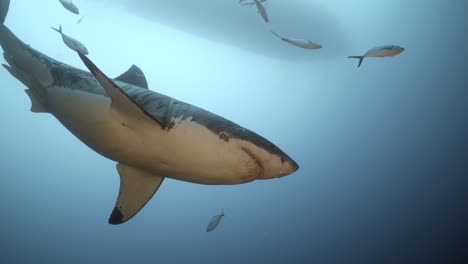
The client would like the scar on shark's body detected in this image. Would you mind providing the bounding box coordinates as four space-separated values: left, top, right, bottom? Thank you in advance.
219 131 230 142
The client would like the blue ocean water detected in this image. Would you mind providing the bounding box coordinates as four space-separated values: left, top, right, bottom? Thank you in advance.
0 0 466 263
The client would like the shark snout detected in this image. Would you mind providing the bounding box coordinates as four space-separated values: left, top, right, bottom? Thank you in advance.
279 156 299 177
238 137 299 180
254 152 299 180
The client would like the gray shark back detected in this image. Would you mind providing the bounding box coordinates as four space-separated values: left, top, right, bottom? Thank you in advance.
0 19 291 160
116 83 289 158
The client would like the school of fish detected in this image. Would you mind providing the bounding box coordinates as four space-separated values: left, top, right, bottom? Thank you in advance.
240 0 404 67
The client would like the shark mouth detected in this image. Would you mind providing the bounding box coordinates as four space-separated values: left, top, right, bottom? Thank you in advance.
240 147 264 182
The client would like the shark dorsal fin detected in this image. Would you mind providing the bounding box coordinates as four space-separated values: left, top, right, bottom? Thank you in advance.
115 64 149 89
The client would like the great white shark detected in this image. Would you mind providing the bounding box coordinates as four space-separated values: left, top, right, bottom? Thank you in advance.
0 0 298 224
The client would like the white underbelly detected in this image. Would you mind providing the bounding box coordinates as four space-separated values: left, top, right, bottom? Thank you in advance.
46 88 259 184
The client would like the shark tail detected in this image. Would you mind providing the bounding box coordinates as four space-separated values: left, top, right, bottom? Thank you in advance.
0 2 62 113
0 26 52 112
348 55 365 68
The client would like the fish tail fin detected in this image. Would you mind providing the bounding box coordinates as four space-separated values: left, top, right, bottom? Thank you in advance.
270 30 281 39
51 24 62 34
0 0 10 25
348 55 364 68
221 209 224 216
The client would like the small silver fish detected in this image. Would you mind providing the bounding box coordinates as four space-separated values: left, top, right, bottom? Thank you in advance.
51 25 88 55
239 0 266 6
58 0 79 15
271 30 322 50
77 15 85 24
348 45 405 68
206 209 224 232
253 0 268 23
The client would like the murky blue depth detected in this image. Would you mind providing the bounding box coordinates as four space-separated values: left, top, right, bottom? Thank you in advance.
0 0 466 263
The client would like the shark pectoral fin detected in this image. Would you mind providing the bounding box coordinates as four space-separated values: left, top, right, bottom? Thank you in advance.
78 53 163 127
115 64 149 89
109 163 165 225
24 89 47 113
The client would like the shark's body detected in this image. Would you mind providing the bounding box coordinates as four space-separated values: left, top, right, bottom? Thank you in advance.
0 0 298 224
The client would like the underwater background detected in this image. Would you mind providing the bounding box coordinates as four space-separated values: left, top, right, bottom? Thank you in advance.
0 0 466 263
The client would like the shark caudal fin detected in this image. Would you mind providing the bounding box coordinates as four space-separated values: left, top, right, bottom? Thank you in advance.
348 56 365 68
0 0 62 113
0 0 9 25
0 26 51 112
0 0 46 112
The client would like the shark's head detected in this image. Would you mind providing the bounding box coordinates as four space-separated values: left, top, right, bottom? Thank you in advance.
280 155 300 177
191 112 300 182
233 130 300 180
255 146 299 180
